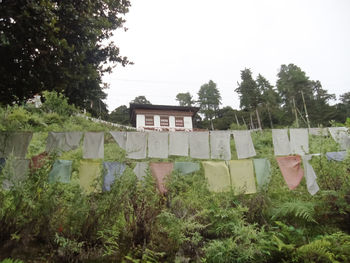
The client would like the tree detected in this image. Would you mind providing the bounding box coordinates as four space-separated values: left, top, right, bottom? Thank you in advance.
197 80 221 122
256 74 281 128
130 96 151 104
235 69 261 111
308 80 336 125
176 92 194 107
276 64 313 109
0 0 131 117
109 105 130 125
214 106 239 130
276 64 336 126
340 92 350 105
332 92 350 123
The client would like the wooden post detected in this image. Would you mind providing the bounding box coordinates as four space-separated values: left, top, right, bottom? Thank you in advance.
267 104 273 129
301 90 311 129
292 97 299 127
234 113 240 126
241 117 247 127
256 108 262 130
250 112 255 130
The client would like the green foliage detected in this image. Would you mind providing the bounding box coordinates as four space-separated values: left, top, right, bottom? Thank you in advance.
198 80 221 121
293 232 350 263
0 259 24 263
235 68 261 111
0 0 131 117
109 105 130 125
229 122 248 130
130 96 151 105
41 91 76 116
271 200 317 224
175 92 194 107
1 101 350 262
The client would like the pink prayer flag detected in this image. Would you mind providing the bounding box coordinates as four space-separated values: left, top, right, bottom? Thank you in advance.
149 162 173 194
276 155 304 190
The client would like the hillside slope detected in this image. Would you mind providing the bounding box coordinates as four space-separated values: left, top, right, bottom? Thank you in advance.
0 92 350 262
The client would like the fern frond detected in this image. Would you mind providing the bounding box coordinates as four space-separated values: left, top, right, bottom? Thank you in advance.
271 200 317 224
296 239 335 262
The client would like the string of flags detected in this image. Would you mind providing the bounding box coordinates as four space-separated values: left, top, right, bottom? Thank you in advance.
0 127 349 195
0 127 349 160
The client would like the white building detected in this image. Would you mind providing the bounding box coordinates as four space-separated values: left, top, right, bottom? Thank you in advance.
130 104 199 132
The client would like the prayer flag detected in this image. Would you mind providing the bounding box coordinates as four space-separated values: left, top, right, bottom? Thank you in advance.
126 132 147 159
210 131 231 160
253 158 271 190
149 162 173 194
148 132 169 158
272 129 291 156
83 132 104 159
78 160 102 193
228 160 257 194
202 161 231 192
276 155 304 190
189 132 210 159
48 160 72 183
232 130 256 159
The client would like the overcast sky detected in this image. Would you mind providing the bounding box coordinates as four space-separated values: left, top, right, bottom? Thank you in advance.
103 0 350 112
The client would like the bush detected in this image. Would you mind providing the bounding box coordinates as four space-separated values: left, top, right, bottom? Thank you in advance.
41 91 76 116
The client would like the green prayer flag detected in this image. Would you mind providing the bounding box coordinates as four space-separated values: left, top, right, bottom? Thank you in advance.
78 160 102 193
253 159 271 190
202 161 231 192
174 162 200 175
48 160 72 184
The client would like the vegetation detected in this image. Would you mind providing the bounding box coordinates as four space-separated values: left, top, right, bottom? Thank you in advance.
176 92 195 107
130 96 152 105
0 94 350 262
0 0 131 117
173 64 348 130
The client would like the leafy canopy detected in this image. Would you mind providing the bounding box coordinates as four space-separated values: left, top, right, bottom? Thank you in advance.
197 80 221 120
0 0 131 117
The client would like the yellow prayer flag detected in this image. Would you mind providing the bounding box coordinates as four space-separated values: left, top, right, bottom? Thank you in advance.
228 160 256 194
78 160 102 193
202 161 231 192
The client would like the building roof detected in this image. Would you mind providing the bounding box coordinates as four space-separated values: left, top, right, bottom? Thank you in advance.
129 103 200 126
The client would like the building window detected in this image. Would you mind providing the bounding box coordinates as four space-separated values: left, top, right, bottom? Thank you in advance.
145 115 154 126
175 117 184 127
160 116 169 126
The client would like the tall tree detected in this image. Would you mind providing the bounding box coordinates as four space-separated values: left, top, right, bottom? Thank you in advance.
256 74 281 128
175 92 194 107
197 80 221 122
308 80 336 125
130 96 151 104
0 0 131 116
235 69 261 111
276 64 335 126
332 92 350 123
276 64 313 111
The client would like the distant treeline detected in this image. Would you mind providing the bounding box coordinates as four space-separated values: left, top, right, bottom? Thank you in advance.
110 64 350 130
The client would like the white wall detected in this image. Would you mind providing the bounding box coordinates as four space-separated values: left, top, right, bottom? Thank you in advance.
184 116 193 129
136 114 145 131
169 116 175 127
154 115 160 127
136 114 193 131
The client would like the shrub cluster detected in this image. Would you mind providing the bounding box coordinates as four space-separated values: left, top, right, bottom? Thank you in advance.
0 96 350 262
